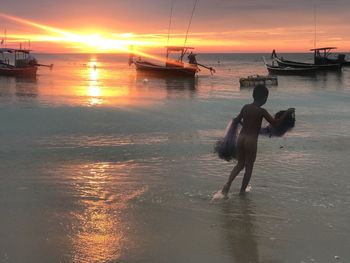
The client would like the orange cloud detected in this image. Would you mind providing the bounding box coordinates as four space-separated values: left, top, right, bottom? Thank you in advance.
1 12 350 53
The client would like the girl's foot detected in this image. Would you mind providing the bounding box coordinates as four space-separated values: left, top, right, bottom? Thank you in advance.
212 190 227 201
221 183 230 196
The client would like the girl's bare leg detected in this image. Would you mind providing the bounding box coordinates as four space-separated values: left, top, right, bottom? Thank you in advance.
239 137 257 194
222 136 245 196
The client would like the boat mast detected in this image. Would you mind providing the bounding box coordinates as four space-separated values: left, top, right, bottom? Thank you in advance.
183 0 198 48
167 0 174 47
4 29 7 48
166 0 174 59
313 1 317 49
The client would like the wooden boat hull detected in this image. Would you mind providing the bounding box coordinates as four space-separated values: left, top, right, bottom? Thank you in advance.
134 61 197 77
239 75 278 87
276 58 342 71
266 64 318 75
0 66 38 76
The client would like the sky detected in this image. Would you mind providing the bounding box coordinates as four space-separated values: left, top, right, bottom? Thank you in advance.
1 0 350 53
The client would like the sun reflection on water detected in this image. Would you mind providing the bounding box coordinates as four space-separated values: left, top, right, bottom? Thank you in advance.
87 59 103 106
0 55 190 107
68 162 146 262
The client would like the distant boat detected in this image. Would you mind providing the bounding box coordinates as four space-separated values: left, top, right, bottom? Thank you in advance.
263 56 318 75
129 0 215 77
271 49 342 71
132 46 199 77
0 48 52 77
262 57 318 75
265 64 319 75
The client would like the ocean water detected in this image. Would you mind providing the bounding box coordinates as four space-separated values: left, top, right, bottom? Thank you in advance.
0 53 349 263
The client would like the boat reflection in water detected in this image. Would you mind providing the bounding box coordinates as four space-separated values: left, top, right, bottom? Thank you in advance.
136 71 198 100
1 56 200 108
0 75 38 100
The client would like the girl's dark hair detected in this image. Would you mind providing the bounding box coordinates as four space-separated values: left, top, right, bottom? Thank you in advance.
253 85 269 100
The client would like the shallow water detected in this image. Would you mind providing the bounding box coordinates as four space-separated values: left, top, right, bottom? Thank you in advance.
0 53 349 262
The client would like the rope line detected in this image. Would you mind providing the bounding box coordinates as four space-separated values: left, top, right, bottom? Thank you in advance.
167 0 174 46
183 0 198 47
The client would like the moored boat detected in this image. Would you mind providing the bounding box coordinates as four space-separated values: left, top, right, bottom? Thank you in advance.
271 49 342 71
311 47 345 65
276 57 342 71
130 46 215 77
265 64 319 75
132 46 199 77
129 1 215 78
134 61 198 77
0 48 52 77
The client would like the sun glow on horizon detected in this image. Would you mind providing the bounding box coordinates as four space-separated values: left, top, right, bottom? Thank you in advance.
1 12 350 53
0 12 250 54
0 13 193 65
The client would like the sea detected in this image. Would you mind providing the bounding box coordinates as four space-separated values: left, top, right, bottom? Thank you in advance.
0 53 349 263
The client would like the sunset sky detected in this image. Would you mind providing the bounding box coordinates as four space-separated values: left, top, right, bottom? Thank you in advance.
1 0 350 53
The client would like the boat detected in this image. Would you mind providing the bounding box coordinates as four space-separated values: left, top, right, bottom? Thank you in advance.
265 64 319 75
311 47 346 65
271 49 342 71
129 0 215 77
239 75 278 87
132 46 200 77
0 48 38 76
263 56 318 75
0 48 52 77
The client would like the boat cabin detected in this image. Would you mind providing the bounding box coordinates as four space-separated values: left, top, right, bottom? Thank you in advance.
310 47 345 65
0 48 37 68
165 46 195 67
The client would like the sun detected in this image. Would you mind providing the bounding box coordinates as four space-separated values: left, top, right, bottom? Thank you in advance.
0 13 135 53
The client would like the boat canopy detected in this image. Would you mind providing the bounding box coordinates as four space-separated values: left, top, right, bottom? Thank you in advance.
310 47 337 51
165 46 195 62
0 48 32 54
310 47 337 59
165 46 194 52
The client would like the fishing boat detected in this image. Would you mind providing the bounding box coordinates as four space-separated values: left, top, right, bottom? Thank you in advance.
129 0 215 77
131 46 199 77
271 49 342 71
265 64 319 75
0 48 52 77
263 56 318 75
312 47 346 65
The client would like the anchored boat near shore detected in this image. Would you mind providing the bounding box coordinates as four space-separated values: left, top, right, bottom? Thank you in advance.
130 46 215 77
271 48 344 70
131 46 199 77
0 48 52 77
265 64 319 75
129 0 215 78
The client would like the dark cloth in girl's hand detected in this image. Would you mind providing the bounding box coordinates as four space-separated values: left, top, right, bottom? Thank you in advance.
214 119 240 161
260 110 295 137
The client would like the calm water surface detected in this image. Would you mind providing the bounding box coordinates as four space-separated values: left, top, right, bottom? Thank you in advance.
0 53 350 263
